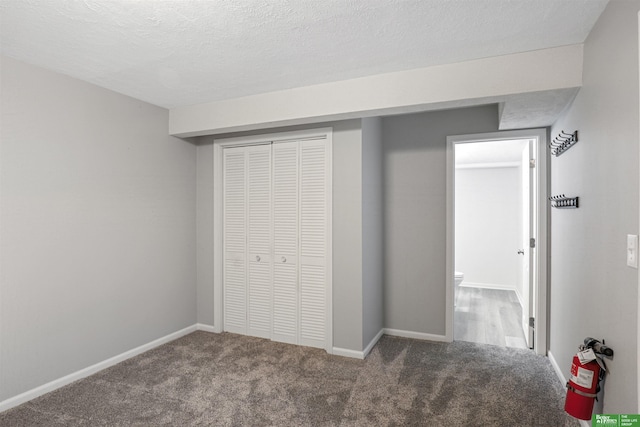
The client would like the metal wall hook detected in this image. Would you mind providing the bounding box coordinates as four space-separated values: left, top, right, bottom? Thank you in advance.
550 130 578 157
549 194 579 208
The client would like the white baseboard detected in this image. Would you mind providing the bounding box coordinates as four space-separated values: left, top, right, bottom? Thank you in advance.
548 351 590 427
460 282 517 292
547 350 567 386
334 328 448 359
332 329 384 360
332 347 365 359
514 288 525 309
383 328 450 342
0 324 197 413
363 329 384 358
196 323 218 333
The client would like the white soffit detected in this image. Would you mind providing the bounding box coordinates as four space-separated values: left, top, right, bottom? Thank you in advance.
1 0 607 110
168 44 584 136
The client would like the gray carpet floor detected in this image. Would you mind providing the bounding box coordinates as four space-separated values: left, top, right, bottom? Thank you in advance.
1 331 578 426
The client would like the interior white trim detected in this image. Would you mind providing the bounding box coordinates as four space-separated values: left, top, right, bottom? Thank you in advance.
169 45 583 137
547 350 567 385
459 282 517 292
446 129 548 355
0 325 197 413
514 288 525 310
637 10 640 413
455 161 520 169
196 323 217 333
212 127 334 353
383 328 449 343
332 347 365 359
363 329 384 358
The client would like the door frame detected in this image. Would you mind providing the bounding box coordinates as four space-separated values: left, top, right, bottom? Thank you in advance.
212 127 333 354
637 9 640 412
446 128 548 355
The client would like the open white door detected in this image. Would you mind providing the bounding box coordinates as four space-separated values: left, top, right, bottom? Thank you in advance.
525 140 538 349
518 141 532 348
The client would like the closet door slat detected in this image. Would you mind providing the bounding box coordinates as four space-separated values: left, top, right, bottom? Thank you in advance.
223 147 247 334
247 145 272 338
299 139 327 348
271 141 299 344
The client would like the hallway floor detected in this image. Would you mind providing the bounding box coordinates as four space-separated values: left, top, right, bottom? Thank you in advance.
454 287 529 349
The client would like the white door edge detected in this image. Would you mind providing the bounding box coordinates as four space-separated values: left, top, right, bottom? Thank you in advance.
637 9 640 413
446 129 548 356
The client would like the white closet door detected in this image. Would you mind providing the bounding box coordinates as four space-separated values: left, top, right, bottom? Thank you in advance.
271 141 299 344
247 145 272 338
221 134 330 350
298 139 328 349
223 147 247 334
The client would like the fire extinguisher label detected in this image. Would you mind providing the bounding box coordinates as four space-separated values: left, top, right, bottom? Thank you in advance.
570 364 594 389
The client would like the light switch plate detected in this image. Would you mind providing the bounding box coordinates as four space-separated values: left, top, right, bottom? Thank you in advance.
627 234 638 268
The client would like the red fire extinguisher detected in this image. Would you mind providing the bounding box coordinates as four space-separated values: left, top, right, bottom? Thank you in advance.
564 338 613 420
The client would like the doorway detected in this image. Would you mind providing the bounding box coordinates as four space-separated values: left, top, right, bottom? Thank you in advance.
453 139 530 349
445 129 548 355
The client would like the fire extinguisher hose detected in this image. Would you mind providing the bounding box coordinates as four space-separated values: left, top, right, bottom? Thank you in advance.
566 382 598 398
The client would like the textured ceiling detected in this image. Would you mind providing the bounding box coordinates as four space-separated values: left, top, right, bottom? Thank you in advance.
1 0 608 109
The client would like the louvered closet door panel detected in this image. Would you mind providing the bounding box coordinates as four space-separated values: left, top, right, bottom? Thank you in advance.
271 141 299 344
299 139 328 349
247 145 272 338
223 147 247 334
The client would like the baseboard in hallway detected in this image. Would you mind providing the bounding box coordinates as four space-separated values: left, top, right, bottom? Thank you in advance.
459 281 518 292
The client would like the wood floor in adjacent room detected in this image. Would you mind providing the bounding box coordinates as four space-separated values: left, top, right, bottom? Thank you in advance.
454 286 529 349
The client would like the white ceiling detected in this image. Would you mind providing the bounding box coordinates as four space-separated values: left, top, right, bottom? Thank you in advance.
1 0 608 110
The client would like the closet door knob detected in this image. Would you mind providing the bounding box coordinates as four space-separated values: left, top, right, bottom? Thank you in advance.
281 256 287 263
256 255 261 262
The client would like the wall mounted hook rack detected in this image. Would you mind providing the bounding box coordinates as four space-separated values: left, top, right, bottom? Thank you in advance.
549 130 578 157
549 194 579 209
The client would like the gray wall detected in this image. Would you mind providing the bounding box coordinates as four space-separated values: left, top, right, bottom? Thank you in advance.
196 143 215 327
382 106 499 335
549 0 639 413
0 56 197 401
195 120 366 351
455 166 520 290
362 117 384 347
331 120 365 350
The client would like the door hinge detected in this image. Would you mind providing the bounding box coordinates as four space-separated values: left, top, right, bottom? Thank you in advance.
528 317 535 349
530 159 536 168
530 238 536 248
